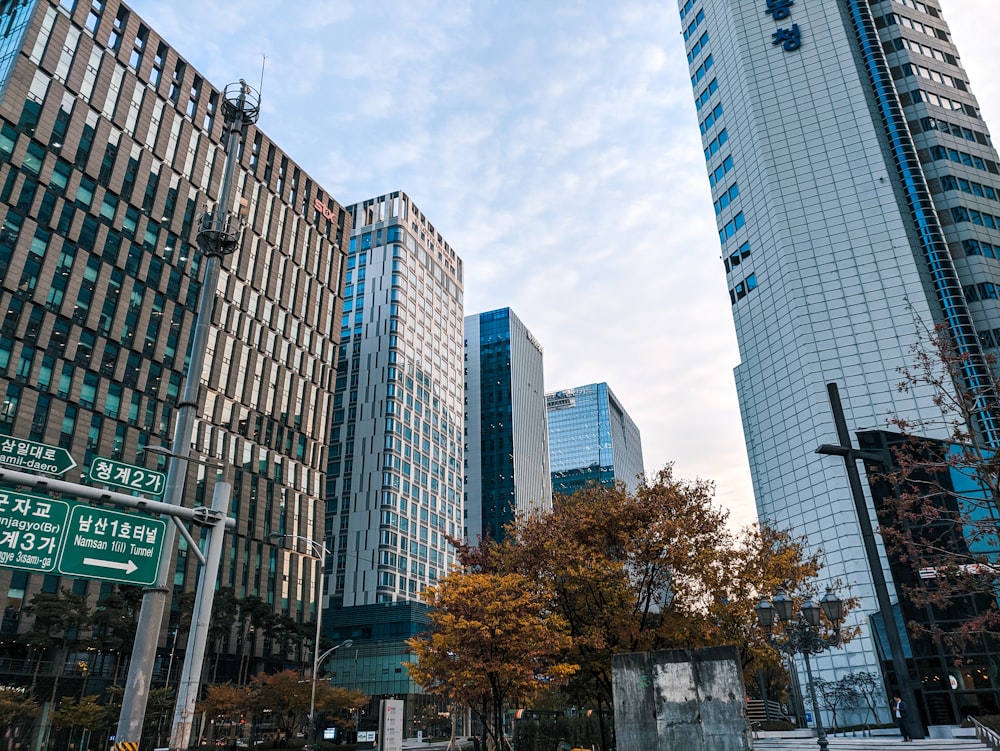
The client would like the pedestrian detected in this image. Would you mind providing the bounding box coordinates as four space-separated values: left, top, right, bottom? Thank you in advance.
893 694 912 742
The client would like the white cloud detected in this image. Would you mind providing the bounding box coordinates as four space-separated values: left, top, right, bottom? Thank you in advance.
127 0 998 532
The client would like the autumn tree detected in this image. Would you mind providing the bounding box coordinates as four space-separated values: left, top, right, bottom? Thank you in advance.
706 523 848 705
51 695 111 751
248 669 363 741
875 322 1000 652
499 467 727 745
198 682 254 742
406 571 577 751
469 466 846 749
0 688 38 751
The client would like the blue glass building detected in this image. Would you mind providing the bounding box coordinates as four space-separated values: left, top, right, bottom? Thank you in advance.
546 382 644 496
464 308 551 542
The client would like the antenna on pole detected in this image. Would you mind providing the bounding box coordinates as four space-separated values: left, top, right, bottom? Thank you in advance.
259 53 267 102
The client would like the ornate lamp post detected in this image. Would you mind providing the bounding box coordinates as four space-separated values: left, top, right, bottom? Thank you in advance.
756 587 844 751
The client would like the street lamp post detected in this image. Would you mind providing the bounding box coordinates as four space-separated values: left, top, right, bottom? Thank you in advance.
756 588 844 751
270 534 347 750
816 381 923 738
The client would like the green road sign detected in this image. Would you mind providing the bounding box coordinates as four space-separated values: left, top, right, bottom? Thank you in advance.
88 457 166 499
58 505 165 585
0 437 77 475
0 490 70 573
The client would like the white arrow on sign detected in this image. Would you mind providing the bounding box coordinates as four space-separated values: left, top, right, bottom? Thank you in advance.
82 557 138 575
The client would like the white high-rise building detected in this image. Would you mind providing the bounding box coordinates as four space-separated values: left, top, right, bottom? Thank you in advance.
323 191 465 723
680 0 1000 722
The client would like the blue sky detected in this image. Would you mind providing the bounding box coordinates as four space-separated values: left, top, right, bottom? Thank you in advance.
126 0 997 530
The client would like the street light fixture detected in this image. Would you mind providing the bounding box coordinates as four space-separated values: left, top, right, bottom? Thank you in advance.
756 587 843 751
268 533 341 751
816 381 923 738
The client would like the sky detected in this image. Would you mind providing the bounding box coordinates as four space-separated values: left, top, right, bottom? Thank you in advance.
124 0 998 531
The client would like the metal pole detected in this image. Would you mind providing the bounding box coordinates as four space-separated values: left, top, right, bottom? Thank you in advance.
802 652 829 751
169 481 231 751
116 81 258 746
269 534 333 750
818 382 923 738
308 543 325 751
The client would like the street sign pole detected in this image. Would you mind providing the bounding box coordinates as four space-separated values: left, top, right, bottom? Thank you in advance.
169 481 231 751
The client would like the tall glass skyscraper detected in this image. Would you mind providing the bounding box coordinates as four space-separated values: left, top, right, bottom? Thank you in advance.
324 191 465 730
680 0 1000 720
546 382 644 496
464 307 551 542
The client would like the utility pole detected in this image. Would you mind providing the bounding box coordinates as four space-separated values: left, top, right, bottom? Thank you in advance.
116 80 259 746
815 382 923 739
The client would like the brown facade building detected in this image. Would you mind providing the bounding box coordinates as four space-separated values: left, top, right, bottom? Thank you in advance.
0 0 348 704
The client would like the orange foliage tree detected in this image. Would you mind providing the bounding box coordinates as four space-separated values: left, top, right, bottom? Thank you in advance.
498 467 844 747
406 571 577 751
250 670 366 741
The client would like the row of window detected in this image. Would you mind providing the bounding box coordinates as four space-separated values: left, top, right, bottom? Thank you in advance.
939 175 1000 203
692 54 714 88
961 238 1000 259
705 128 728 161
963 281 1000 303
680 0 699 21
883 32 956 68
688 31 709 64
53 0 216 134
695 78 718 111
916 116 991 147
928 145 999 175
700 102 723 135
950 205 1000 231
902 87 979 120
725 241 752 273
683 8 705 42
891 61 967 93
709 154 734 188
881 0 941 20
686 6 757 303
719 212 746 244
730 273 758 305
874 12 949 44
714 182 740 215
978 328 1000 350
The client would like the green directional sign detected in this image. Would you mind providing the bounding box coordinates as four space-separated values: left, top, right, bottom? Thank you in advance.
87 457 166 499
0 436 77 475
58 505 165 585
0 490 70 573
